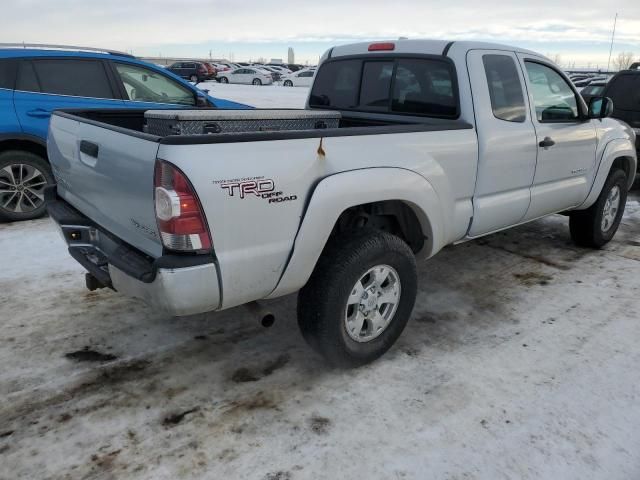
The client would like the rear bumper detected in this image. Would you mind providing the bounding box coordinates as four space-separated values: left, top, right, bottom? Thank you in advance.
46 188 221 316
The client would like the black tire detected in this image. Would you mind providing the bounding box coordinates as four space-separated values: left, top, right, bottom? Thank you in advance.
189 74 198 83
0 150 54 222
252 78 262 86
297 230 417 368
220 76 229 84
569 168 628 248
284 80 293 87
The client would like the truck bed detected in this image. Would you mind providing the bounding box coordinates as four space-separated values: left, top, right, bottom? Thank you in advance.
54 108 473 144
47 107 477 309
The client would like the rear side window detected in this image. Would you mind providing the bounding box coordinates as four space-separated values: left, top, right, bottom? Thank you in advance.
606 75 640 111
359 61 393 110
310 57 458 117
17 59 115 99
391 59 457 117
16 61 40 92
0 59 16 89
482 55 526 122
310 59 361 109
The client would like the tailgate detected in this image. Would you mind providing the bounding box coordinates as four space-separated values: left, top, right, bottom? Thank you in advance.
47 113 163 258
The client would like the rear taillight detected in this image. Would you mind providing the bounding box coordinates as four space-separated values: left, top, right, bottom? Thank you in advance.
154 160 212 252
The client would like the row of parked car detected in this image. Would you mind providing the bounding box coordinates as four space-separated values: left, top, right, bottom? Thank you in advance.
0 44 250 222
165 60 316 87
571 65 640 155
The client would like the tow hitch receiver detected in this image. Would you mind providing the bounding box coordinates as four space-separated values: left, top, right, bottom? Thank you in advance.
85 273 108 292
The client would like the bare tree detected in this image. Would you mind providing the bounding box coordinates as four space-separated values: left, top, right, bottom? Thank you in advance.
613 52 635 71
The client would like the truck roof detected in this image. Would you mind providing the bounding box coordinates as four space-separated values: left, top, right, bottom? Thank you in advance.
328 39 547 62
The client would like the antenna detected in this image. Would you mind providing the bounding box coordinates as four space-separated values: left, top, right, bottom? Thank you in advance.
607 13 618 71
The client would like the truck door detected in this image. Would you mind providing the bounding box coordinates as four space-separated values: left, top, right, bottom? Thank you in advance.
466 50 537 236
516 56 597 220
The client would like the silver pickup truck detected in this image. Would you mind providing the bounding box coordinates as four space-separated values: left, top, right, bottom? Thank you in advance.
46 40 637 367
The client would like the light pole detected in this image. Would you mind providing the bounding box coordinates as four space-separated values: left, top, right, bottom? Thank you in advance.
607 12 618 71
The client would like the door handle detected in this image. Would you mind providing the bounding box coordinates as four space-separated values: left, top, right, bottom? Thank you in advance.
79 140 99 168
26 108 51 118
80 140 99 158
539 137 555 149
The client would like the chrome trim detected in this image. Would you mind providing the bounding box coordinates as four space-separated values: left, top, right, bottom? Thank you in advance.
13 89 123 101
12 89 195 106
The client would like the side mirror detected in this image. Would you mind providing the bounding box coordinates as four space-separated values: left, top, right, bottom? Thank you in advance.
196 93 210 108
588 96 614 119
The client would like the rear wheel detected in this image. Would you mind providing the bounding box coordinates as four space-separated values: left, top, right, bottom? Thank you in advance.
569 168 628 248
220 76 229 84
189 74 198 83
284 80 293 87
252 78 262 86
0 150 54 222
297 230 417 367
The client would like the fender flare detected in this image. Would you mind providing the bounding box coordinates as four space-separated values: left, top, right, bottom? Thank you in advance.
577 138 637 210
266 167 444 299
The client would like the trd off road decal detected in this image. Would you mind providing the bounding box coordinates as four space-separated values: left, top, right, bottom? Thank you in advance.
213 176 297 204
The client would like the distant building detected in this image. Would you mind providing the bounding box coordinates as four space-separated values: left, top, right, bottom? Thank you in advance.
288 47 295 65
269 58 284 64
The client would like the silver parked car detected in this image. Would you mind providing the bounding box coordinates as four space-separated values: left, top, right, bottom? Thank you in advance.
217 67 274 85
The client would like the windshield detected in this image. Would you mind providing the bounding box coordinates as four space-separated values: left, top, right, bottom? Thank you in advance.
581 85 605 96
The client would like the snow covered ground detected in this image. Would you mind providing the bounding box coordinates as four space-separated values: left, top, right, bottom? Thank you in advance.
1 84 640 479
198 81 310 108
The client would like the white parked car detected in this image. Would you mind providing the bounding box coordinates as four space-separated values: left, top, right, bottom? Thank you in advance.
217 67 274 85
268 65 293 75
212 62 231 72
282 69 315 87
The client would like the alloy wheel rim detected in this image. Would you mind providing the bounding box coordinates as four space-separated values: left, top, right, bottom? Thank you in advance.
344 264 401 343
601 185 621 233
0 163 47 213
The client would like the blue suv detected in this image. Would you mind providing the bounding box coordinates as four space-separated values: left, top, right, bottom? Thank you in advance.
0 44 249 222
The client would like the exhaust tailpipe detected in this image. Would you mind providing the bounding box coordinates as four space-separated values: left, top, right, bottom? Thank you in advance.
246 302 275 328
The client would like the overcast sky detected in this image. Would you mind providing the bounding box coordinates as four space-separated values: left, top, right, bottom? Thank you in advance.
2 0 639 67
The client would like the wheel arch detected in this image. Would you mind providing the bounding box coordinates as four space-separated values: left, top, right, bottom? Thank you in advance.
265 167 443 299
577 138 637 210
0 135 48 162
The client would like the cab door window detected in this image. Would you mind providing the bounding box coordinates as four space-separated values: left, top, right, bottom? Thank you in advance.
113 63 196 105
524 61 579 122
